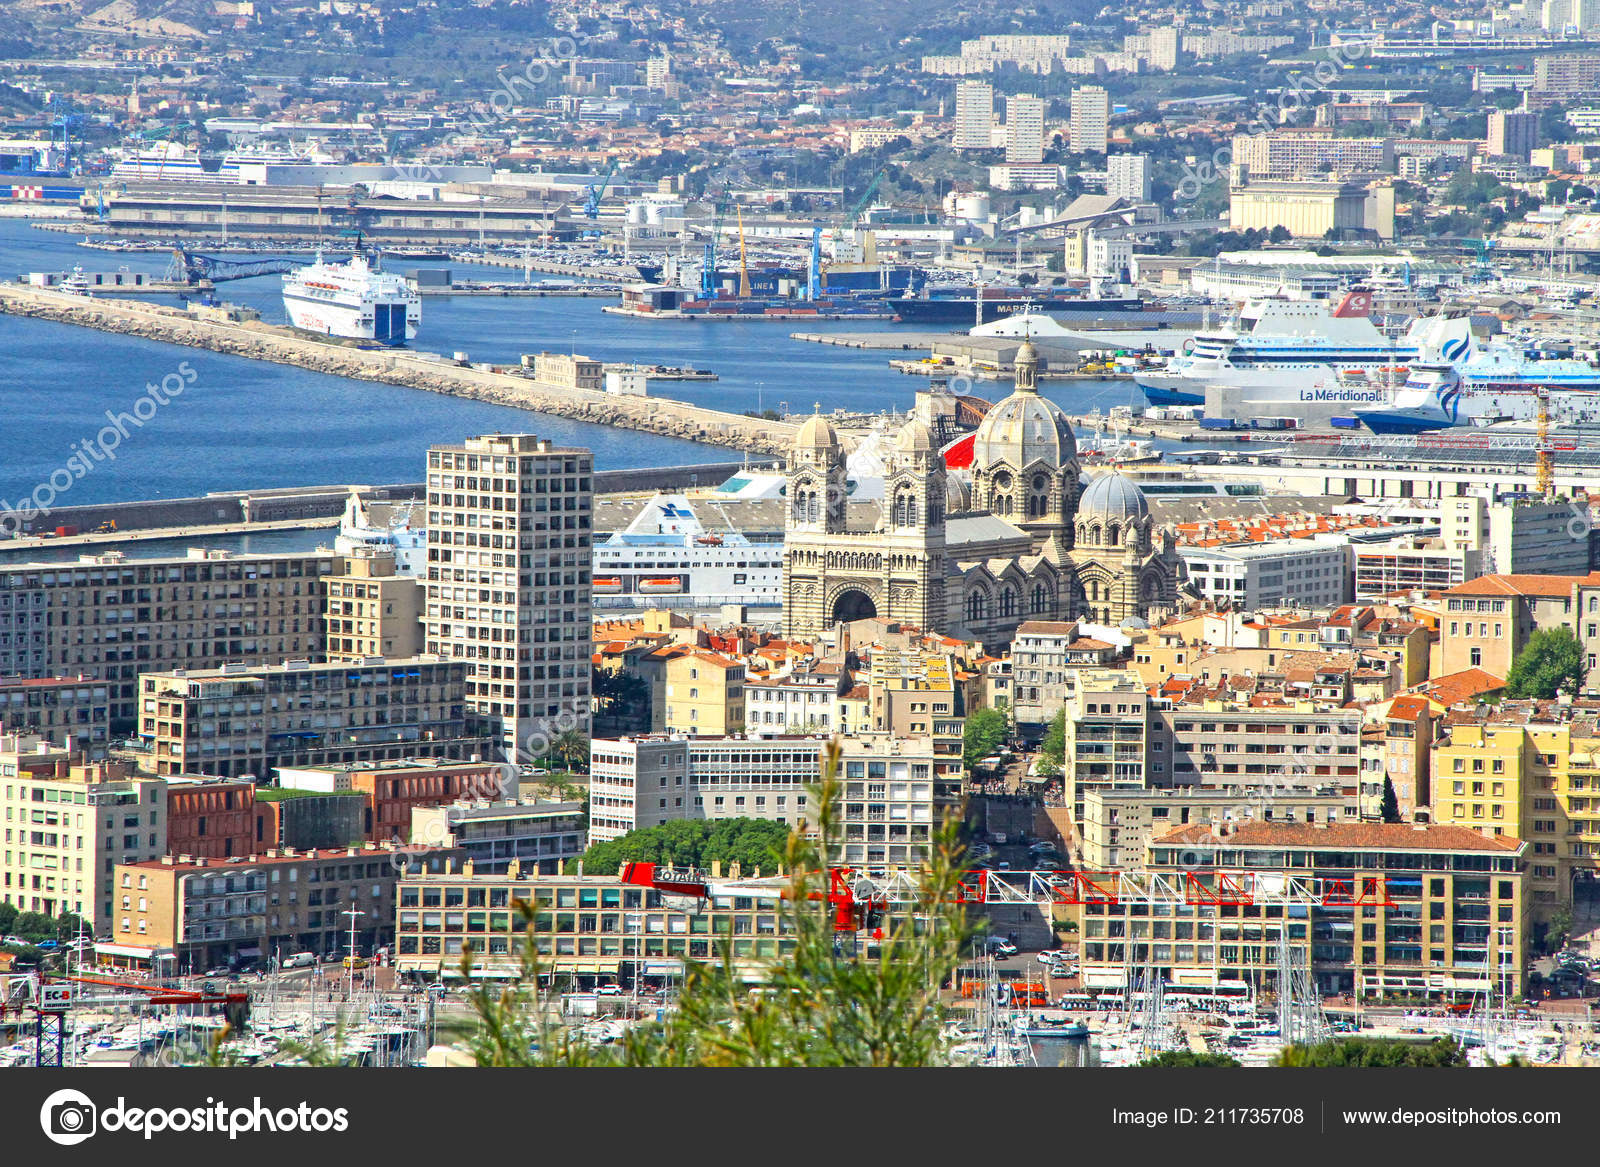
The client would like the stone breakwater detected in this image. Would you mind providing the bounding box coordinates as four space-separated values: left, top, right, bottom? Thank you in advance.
0 284 798 458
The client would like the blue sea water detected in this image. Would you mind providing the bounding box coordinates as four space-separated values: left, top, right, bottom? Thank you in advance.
0 219 1150 505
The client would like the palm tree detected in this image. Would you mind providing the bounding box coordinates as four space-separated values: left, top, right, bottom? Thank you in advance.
552 729 588 774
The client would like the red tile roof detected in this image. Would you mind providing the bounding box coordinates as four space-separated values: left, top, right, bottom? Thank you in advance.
1153 821 1523 852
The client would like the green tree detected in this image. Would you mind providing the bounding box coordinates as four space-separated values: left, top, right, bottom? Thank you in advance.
0 901 16 936
1036 708 1066 776
1138 1050 1242 1067
1380 776 1401 824
963 707 1009 769
468 739 973 1066
1505 627 1587 699
1275 1037 1467 1067
573 818 793 876
14 912 53 942
1546 904 1573 953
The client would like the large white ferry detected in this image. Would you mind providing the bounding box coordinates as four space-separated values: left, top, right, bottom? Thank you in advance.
593 494 783 610
1352 347 1600 433
109 141 330 184
282 252 419 344
1136 290 1453 407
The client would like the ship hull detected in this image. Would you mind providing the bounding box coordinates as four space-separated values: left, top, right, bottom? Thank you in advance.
894 296 1143 324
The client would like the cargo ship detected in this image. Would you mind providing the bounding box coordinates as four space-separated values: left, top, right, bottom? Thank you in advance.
891 285 1144 325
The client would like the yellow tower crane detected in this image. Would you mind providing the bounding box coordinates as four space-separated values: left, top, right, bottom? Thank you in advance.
1536 387 1555 499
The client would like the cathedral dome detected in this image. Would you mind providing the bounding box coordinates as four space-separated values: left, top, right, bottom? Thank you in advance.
1078 471 1150 521
969 389 1077 471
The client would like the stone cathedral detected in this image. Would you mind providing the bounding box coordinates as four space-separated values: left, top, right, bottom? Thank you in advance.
781 340 1184 649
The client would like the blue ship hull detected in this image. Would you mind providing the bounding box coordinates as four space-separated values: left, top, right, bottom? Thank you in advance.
1136 382 1205 407
1352 410 1448 434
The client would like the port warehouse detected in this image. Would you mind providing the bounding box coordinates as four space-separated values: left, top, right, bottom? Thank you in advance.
0 463 770 539
88 183 579 243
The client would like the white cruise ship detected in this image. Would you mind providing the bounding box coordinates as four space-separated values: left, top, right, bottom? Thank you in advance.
593 494 783 610
282 252 419 344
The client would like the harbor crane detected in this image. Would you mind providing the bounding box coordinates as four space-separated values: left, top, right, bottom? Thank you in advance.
165 247 297 286
700 181 734 298
583 159 619 220
15 973 250 1068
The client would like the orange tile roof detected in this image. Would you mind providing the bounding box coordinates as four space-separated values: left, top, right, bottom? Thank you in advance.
1154 821 1523 852
1413 668 1506 707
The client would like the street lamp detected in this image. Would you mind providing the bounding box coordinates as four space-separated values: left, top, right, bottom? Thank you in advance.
343 908 365 999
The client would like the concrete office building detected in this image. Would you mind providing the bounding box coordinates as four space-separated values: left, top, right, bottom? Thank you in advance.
101 842 461 973
324 547 424 662
0 675 114 755
1076 823 1527 1000
1069 86 1110 154
588 733 960 867
1005 94 1046 164
408 799 586 875
1106 153 1151 203
1178 537 1351 611
0 733 165 937
424 434 594 760
954 81 996 150
137 656 480 779
1488 109 1540 160
1079 785 1356 869
0 548 339 732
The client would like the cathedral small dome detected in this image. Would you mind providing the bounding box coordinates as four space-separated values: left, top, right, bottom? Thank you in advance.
895 417 935 454
794 410 840 454
969 389 1077 471
1078 471 1150 521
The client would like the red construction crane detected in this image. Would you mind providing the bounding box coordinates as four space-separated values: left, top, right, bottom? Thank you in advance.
619 862 890 935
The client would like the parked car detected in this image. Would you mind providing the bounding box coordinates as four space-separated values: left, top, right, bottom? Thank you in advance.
985 937 1018 958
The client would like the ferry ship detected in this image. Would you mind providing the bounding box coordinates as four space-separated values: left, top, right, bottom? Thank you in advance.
1352 347 1600 434
108 142 329 184
335 493 425 575
282 252 420 344
1136 290 1454 407
593 494 782 610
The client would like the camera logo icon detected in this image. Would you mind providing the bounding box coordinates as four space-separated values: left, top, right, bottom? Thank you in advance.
40 1089 97 1146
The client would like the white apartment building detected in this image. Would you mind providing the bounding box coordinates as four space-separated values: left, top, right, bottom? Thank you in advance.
954 81 995 150
0 734 165 938
1005 94 1046 164
588 733 961 868
1232 131 1396 180
745 666 853 736
1178 537 1352 611
1106 153 1151 203
1069 86 1110 154
424 434 593 760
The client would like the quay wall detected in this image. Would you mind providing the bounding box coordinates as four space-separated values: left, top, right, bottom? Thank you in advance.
0 284 799 458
